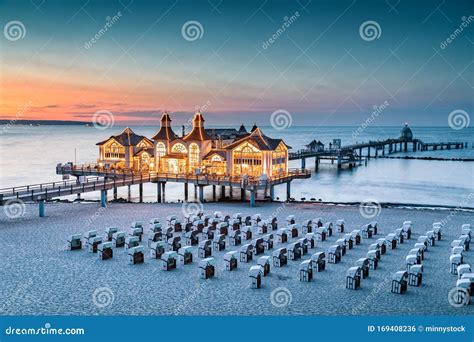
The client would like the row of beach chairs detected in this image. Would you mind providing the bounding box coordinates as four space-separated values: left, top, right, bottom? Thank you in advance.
450 223 472 306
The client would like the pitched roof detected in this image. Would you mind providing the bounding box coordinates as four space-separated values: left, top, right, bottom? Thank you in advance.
224 127 288 151
152 112 178 141
306 140 324 147
96 127 153 146
134 147 155 156
183 113 211 141
203 150 227 160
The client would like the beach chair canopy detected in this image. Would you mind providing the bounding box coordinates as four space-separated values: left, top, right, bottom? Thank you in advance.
251 238 263 246
302 219 312 227
369 243 379 251
313 218 323 225
451 240 463 248
168 236 181 243
130 227 143 235
355 258 369 267
288 242 300 251
69 234 82 241
456 278 472 289
369 221 378 228
162 251 177 260
403 221 412 227
167 215 178 222
178 246 193 255
394 228 403 236
336 219 345 226
323 221 333 229
99 242 113 250
376 238 385 245
328 245 340 253
306 233 315 240
406 255 417 264
277 228 288 235
311 252 325 261
461 273 474 282
199 239 211 248
347 266 360 277
114 231 125 238
214 211 223 218
336 239 345 247
252 214 261 220
273 248 287 257
224 251 238 261
105 227 118 234
409 248 421 256
286 215 295 221
414 243 426 251
131 221 144 228
450 254 462 264
298 238 308 245
299 259 312 270
426 230 435 239
84 230 97 239
461 224 471 230
91 236 103 243
409 264 423 275
351 230 361 238
240 244 253 253
258 256 270 266
126 235 139 243
417 236 428 244
249 265 263 277
217 222 229 229
392 271 408 282
367 250 377 259
264 234 273 241
457 264 471 274
229 230 240 238
258 220 268 227
150 218 160 224
361 224 370 232
128 245 144 255
199 257 215 268
233 213 243 219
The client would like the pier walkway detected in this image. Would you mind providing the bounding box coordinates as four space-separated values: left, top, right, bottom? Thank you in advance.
0 166 310 215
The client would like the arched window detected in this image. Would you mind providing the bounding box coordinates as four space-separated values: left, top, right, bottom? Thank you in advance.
156 142 166 158
189 143 200 170
172 143 187 154
138 141 147 148
233 143 262 176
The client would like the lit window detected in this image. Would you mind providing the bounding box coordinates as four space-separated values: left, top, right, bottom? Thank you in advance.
172 143 187 153
156 142 166 157
189 143 200 169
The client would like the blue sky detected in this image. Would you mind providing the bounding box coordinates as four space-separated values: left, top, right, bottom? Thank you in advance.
0 0 472 126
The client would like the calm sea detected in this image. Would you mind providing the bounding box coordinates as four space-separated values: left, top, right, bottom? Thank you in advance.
1 125 473 208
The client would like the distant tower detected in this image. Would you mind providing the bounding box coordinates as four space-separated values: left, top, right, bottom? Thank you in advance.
251 122 258 132
400 123 413 141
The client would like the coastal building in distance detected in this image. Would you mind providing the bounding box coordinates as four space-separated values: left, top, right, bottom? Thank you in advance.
96 112 290 178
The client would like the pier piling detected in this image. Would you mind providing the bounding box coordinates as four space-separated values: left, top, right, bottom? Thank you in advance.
250 190 256 207
198 185 204 203
286 181 291 201
212 185 216 201
39 199 45 217
162 182 166 203
128 185 131 202
100 190 107 208
184 183 188 201
139 184 143 203
157 183 162 203
270 185 275 200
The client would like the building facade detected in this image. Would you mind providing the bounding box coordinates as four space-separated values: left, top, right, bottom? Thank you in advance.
96 112 290 178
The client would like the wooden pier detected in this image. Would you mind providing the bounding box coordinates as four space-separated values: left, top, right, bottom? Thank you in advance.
0 165 310 216
289 138 468 169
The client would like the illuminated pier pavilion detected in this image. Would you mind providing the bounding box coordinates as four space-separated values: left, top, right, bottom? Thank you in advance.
57 111 310 207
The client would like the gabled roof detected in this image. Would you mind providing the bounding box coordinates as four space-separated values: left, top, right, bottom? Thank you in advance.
306 140 324 147
96 127 153 146
134 147 154 157
203 150 227 160
224 127 288 151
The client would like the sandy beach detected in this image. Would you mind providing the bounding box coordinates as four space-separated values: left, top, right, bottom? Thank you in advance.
0 201 472 316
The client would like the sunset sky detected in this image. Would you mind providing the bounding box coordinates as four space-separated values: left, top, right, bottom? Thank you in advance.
0 0 472 125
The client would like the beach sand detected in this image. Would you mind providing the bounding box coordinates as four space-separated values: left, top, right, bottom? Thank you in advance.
0 201 472 316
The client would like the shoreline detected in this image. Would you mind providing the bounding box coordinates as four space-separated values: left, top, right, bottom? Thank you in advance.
35 197 474 212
